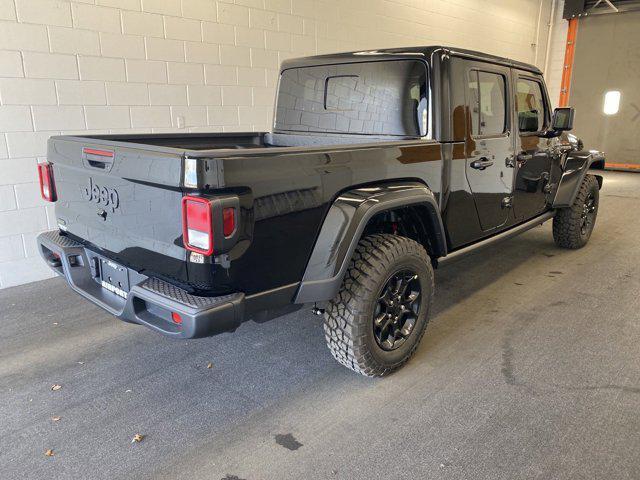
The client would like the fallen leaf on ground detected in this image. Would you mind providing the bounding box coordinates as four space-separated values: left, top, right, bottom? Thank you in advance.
52 416 61 422
207 362 213 369
125 389 132 393
131 434 144 443
44 449 54 457
51 384 62 391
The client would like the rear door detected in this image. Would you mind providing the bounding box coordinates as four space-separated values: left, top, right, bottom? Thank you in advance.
464 62 515 231
511 72 553 221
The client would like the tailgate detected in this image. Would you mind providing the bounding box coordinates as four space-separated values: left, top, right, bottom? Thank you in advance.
48 136 187 280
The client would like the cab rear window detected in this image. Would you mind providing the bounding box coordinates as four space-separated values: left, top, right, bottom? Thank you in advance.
275 60 428 137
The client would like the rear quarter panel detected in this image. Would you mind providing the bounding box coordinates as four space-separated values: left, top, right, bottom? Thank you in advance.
200 142 445 295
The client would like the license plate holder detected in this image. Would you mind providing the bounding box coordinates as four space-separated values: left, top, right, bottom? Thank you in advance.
98 257 130 298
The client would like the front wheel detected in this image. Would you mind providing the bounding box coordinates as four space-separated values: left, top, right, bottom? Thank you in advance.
553 174 599 249
323 234 434 377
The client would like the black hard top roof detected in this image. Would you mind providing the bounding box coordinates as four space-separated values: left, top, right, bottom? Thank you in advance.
280 45 542 75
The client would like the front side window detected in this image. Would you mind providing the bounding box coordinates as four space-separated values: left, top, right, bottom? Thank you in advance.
275 60 428 137
516 78 546 132
468 70 507 136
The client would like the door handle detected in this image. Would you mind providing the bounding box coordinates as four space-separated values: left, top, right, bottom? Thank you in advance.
517 152 533 164
470 158 494 170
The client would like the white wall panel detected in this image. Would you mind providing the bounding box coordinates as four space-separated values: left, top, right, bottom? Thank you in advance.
0 0 552 288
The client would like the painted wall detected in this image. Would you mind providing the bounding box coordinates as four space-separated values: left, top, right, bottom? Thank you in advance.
570 10 640 166
544 0 568 107
0 0 553 288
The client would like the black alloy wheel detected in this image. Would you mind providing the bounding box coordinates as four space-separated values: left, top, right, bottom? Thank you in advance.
374 269 421 351
581 191 597 236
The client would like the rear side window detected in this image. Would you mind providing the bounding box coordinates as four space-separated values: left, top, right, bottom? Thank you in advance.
275 60 428 137
516 78 546 132
468 70 507 136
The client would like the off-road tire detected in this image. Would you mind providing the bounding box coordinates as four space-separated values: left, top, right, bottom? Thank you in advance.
323 234 434 377
553 174 599 249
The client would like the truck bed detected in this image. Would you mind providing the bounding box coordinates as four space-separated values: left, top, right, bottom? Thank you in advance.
46 130 438 296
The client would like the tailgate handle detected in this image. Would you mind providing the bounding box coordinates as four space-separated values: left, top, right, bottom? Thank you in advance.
83 148 115 172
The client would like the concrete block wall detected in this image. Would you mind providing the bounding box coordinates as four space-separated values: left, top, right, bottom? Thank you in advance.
0 0 551 288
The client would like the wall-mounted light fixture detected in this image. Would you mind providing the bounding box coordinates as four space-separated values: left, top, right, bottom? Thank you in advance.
603 90 621 115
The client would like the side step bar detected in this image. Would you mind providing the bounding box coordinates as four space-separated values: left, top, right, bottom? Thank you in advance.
438 211 555 267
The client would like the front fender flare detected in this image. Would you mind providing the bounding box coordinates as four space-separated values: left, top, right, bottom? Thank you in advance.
552 150 604 208
294 182 446 304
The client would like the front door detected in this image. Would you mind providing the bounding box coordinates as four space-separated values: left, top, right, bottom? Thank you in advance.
464 64 515 231
512 72 553 221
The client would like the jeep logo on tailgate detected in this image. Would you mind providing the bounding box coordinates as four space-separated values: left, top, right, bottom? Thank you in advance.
83 177 120 212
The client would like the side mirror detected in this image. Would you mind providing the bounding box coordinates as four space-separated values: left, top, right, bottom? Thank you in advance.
552 107 574 131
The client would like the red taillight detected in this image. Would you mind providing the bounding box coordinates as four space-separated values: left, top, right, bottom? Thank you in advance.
223 207 235 237
181 196 214 255
171 312 182 324
37 163 56 202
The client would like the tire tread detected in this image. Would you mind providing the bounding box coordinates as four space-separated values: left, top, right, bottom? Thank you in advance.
323 234 434 377
553 174 599 249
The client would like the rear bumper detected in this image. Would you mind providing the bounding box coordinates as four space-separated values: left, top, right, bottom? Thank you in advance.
37 230 244 339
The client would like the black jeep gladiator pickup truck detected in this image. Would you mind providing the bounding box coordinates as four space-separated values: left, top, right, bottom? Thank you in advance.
37 46 603 376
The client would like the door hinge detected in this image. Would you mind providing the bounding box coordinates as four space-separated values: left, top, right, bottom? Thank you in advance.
505 155 515 168
541 172 552 194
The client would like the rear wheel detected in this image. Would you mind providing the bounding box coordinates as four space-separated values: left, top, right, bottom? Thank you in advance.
323 234 434 377
553 174 599 249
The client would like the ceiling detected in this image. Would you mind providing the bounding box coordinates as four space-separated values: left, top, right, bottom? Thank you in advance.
563 0 640 18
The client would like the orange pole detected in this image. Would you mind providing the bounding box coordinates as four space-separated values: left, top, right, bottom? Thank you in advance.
603 163 640 171
559 18 578 107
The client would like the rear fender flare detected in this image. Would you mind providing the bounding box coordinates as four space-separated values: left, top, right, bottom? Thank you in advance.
552 151 604 208
294 182 446 304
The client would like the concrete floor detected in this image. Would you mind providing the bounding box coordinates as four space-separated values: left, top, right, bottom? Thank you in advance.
1 170 639 480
